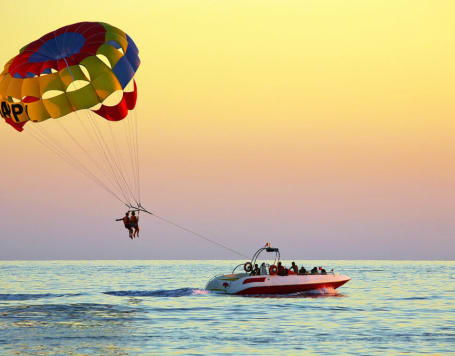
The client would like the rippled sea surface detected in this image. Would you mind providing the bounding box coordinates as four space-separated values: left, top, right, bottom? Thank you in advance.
0 260 454 355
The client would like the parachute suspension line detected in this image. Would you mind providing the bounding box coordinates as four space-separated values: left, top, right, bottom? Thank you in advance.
28 123 95 182
53 119 120 193
86 110 139 206
132 108 141 204
44 48 135 205
126 109 138 203
121 111 138 206
31 124 126 205
119 103 141 206
106 121 130 198
109 116 140 208
25 124 125 204
123 104 140 202
58 54 140 207
70 110 126 202
60 56 133 204
53 102 128 200
75 111 132 205
85 111 135 206
122 114 134 206
129 107 140 204
69 108 131 205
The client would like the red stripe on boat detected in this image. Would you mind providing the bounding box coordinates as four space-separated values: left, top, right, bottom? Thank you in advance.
242 277 266 284
237 280 349 294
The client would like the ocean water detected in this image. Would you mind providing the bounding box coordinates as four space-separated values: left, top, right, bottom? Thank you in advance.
0 260 454 355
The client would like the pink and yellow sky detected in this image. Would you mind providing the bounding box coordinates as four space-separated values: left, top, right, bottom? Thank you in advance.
1 0 454 259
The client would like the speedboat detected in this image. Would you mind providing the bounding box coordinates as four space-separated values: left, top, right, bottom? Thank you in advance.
206 244 350 295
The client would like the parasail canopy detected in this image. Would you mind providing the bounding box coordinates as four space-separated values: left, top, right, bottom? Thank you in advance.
0 21 140 131
0 22 143 209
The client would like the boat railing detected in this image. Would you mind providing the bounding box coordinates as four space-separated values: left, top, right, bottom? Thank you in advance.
232 263 246 274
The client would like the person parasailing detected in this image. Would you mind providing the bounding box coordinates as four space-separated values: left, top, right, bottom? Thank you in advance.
130 211 140 238
116 212 133 239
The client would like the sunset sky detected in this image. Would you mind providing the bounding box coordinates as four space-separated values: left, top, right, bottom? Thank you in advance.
1 0 454 260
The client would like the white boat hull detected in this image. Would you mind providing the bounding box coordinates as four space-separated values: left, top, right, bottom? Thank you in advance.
206 273 351 295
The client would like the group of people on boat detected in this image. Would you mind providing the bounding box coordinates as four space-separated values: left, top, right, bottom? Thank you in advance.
116 211 140 239
249 261 328 276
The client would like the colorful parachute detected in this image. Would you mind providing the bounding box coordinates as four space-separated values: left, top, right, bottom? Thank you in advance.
0 22 143 208
0 21 140 131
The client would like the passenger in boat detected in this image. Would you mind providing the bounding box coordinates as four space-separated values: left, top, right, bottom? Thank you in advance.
281 264 290 276
116 212 133 239
320 268 327 275
130 211 140 238
252 264 260 275
290 262 298 274
260 263 267 275
277 262 286 276
311 267 318 275
299 266 307 275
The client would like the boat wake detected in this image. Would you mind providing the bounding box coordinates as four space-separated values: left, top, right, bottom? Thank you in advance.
103 288 209 298
0 293 83 301
244 287 343 298
302 286 342 297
